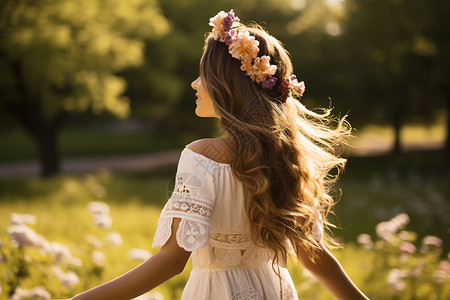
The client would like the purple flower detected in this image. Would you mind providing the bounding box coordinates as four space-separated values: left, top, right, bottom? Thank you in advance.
223 9 240 32
262 76 277 90
224 29 237 46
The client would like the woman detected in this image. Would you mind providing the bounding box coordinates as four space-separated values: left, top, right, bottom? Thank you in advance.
71 10 369 300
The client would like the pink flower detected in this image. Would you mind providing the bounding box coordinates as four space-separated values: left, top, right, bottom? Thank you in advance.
278 75 306 96
250 55 277 83
224 29 237 46
229 30 260 61
291 77 305 96
399 241 416 254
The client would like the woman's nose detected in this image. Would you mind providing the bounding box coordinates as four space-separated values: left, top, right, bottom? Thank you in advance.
191 77 199 90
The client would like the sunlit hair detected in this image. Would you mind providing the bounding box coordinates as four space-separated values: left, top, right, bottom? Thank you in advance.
200 25 351 266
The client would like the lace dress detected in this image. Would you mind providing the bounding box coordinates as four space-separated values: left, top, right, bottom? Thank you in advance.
153 147 323 300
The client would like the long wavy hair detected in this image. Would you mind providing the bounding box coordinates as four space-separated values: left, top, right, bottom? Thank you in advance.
200 25 351 265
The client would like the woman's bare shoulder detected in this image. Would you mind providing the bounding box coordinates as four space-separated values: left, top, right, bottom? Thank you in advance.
186 137 235 164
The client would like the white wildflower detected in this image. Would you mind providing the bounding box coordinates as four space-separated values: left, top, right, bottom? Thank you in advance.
129 248 152 260
92 250 105 267
43 241 72 263
93 214 112 229
387 268 408 291
357 233 373 250
52 266 80 288
10 213 37 225
88 201 110 215
421 235 443 253
375 221 395 241
70 257 83 268
86 235 103 248
106 231 123 246
8 225 46 247
10 286 51 300
376 213 410 241
390 213 410 230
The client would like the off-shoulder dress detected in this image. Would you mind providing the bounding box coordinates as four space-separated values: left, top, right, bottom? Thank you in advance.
153 147 323 300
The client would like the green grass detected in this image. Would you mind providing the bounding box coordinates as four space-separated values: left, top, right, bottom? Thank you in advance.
0 152 448 299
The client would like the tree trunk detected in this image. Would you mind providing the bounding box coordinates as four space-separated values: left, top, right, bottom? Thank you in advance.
33 125 61 177
9 58 66 177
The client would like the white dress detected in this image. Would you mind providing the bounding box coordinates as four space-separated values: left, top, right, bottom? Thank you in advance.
153 147 323 300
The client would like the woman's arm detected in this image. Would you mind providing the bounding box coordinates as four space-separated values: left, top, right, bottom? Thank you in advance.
71 218 190 300
296 241 369 300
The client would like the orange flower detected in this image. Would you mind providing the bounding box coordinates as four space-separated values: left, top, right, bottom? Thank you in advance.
250 56 277 83
240 58 253 74
228 31 260 61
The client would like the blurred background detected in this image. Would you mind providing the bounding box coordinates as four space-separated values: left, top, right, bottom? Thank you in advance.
0 0 449 299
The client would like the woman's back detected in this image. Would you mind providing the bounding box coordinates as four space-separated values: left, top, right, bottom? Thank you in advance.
153 141 310 299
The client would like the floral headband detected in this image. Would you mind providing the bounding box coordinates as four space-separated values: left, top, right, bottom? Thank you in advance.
209 9 305 98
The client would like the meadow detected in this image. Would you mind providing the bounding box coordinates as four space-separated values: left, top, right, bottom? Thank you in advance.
0 149 449 300
0 120 449 299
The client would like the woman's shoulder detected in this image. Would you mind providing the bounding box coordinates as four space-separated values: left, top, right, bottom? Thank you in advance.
186 137 235 164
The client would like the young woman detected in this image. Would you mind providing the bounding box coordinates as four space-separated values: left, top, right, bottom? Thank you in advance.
71 10 369 300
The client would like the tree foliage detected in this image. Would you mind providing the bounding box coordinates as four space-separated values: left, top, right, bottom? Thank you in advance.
0 0 169 175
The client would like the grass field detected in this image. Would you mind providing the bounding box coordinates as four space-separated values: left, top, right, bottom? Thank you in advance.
0 119 449 299
0 150 449 299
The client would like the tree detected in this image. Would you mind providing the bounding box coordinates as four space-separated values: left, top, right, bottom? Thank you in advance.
0 0 169 176
342 0 445 154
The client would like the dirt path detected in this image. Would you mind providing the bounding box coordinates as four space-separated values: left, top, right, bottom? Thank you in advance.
0 149 182 178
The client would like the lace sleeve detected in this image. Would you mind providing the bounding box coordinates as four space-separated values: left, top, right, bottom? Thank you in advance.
152 150 216 252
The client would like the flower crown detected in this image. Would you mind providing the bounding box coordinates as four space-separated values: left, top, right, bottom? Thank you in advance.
209 9 305 98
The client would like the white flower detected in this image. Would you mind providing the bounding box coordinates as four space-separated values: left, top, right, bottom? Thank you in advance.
92 250 105 267
86 235 103 248
10 286 51 300
356 233 374 250
88 201 110 215
52 266 80 289
11 213 37 225
420 235 443 253
106 231 123 246
129 248 152 260
375 213 410 242
69 257 83 268
387 269 407 291
93 214 112 229
43 241 73 263
390 213 410 230
8 225 46 247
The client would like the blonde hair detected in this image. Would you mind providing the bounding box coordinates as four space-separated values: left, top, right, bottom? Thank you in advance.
200 25 351 264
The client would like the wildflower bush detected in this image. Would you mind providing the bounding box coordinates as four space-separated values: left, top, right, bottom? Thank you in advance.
355 213 449 299
0 168 448 299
